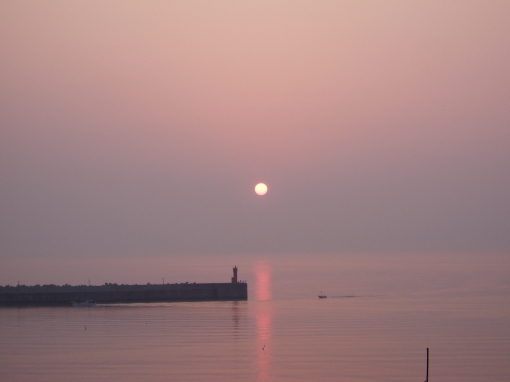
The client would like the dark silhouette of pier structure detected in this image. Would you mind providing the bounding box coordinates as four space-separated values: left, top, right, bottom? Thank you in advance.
0 267 247 306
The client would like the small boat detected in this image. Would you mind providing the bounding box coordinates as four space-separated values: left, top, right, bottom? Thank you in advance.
318 295 327 299
71 300 96 307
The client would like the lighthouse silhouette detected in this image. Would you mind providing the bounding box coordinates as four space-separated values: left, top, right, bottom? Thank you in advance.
231 266 238 283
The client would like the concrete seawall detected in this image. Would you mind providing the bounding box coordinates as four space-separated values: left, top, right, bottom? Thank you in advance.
0 283 248 306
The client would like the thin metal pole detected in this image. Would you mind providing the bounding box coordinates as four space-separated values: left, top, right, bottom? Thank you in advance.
425 347 429 382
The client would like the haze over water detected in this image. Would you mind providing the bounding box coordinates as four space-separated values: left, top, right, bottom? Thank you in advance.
1 1 509 381
1 252 509 381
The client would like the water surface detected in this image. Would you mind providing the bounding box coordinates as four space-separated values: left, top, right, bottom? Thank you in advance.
1 252 509 381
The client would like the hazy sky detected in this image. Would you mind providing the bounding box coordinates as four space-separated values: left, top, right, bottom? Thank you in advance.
1 1 509 271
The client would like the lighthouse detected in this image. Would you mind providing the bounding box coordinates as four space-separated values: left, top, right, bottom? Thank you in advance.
231 266 238 283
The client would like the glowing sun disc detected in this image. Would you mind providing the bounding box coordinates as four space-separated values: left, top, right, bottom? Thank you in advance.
255 183 268 196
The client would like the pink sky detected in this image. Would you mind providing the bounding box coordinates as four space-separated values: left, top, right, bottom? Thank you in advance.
1 1 509 282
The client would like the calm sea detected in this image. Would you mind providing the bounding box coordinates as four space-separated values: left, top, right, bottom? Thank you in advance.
1 252 509 381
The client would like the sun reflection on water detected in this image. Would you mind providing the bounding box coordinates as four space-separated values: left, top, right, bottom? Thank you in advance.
255 261 272 302
255 261 273 381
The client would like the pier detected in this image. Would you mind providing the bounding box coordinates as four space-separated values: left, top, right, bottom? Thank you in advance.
0 268 247 306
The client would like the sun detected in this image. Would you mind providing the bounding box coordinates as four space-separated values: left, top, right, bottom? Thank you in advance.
254 183 268 196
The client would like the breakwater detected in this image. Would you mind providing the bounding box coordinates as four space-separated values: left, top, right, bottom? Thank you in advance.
0 282 248 306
